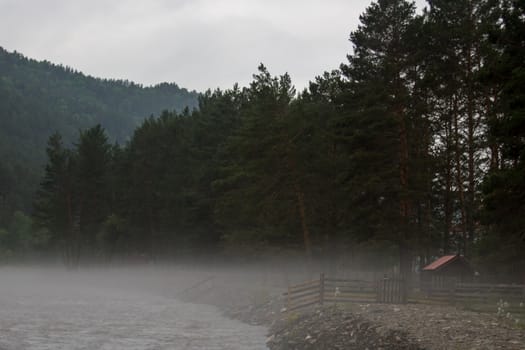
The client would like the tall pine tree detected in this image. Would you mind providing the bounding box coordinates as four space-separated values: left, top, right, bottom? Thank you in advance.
340 0 427 279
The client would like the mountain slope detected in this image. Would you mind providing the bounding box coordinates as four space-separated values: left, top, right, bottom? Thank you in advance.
0 47 199 222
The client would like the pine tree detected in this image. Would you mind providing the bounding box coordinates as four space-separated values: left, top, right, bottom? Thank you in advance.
187 87 244 249
339 0 426 279
481 0 525 280
33 132 79 267
297 71 349 266
424 0 496 256
75 124 112 256
213 65 318 257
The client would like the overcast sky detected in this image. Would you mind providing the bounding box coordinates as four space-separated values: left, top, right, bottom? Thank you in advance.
0 0 426 92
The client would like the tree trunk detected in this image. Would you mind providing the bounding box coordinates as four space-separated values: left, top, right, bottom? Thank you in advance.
294 182 312 262
326 141 338 276
285 139 313 263
465 14 476 250
65 183 77 269
443 110 453 255
148 207 155 262
397 105 411 281
453 96 468 256
399 242 412 293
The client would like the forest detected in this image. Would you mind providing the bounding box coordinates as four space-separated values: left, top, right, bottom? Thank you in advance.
0 46 199 222
1 0 523 282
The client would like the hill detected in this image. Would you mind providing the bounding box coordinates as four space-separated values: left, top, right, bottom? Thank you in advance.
0 47 199 223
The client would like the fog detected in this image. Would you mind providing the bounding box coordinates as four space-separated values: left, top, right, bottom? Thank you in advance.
0 265 277 350
0 258 385 348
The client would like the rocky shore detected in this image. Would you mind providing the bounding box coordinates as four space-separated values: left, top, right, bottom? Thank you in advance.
266 306 423 350
176 273 524 349
219 296 525 349
347 303 525 350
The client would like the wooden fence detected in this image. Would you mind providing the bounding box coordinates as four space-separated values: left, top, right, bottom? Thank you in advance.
420 282 525 314
285 277 322 311
284 274 405 311
376 277 407 303
284 274 524 313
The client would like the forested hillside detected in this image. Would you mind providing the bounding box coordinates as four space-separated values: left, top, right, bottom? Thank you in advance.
2 0 523 281
0 47 199 224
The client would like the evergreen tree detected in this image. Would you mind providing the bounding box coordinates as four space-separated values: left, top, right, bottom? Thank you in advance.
0 47 199 223
481 0 525 280
214 65 317 257
33 133 79 267
186 88 244 249
295 71 349 264
424 0 496 257
75 124 112 256
339 0 425 278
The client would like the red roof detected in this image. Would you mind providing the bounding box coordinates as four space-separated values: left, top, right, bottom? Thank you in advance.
423 255 458 271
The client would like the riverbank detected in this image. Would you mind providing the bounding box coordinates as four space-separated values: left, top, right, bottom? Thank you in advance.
267 306 423 349
346 303 525 350
182 279 524 349
106 263 524 350
263 303 525 350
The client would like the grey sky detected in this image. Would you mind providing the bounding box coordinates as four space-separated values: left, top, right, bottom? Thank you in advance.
0 0 426 92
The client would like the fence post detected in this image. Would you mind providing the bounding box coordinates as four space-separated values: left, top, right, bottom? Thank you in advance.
377 278 382 303
287 284 291 311
450 280 456 304
319 273 325 306
387 276 390 303
399 278 409 304
396 278 400 303
381 275 388 304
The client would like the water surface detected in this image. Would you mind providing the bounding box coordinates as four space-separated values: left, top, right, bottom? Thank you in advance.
0 268 268 350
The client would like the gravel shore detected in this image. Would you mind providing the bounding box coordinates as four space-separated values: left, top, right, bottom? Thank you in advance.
347 303 525 350
267 306 423 349
175 270 524 349
213 293 525 349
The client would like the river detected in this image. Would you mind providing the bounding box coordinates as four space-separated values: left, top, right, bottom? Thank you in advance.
0 267 268 350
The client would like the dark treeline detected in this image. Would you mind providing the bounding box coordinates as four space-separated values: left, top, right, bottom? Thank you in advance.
4 0 524 281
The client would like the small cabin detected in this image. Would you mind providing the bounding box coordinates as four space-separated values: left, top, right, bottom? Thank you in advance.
421 254 474 291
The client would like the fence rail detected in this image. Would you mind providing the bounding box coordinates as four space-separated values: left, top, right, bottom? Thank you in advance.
284 274 404 311
420 281 525 313
284 274 525 312
376 278 406 303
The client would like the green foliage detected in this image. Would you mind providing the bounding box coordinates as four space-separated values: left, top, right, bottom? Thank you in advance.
97 214 127 261
14 0 525 276
33 132 79 266
8 211 33 250
214 65 297 233
336 1 430 277
0 211 43 261
0 228 12 260
0 47 199 223
76 124 112 248
479 0 525 279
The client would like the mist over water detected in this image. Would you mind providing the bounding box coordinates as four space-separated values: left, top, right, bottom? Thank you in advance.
0 267 268 350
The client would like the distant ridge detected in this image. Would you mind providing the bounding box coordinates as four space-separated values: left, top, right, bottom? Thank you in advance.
0 46 200 217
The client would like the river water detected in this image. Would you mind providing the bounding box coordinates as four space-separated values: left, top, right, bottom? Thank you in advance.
0 267 268 350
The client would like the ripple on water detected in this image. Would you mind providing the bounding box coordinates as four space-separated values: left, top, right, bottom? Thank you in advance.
0 271 268 350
